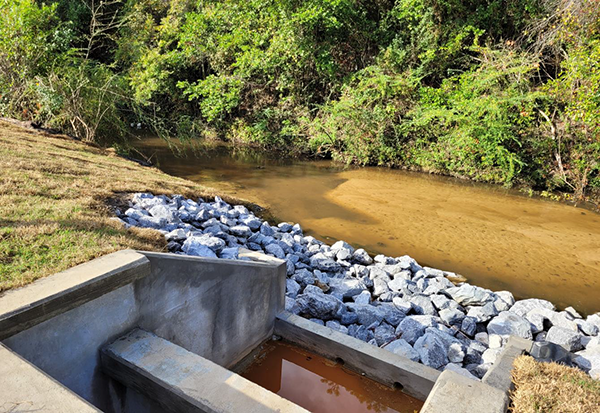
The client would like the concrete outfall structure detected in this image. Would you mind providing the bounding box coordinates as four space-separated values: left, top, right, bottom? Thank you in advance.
0 249 440 412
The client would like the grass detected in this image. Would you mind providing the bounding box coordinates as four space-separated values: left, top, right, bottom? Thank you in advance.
510 355 600 413
0 120 248 291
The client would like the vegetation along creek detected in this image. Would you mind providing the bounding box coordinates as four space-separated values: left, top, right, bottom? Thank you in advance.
137 137 600 315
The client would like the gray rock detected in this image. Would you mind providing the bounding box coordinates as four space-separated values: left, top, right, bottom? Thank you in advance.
335 248 352 261
373 277 390 297
396 315 437 345
474 332 489 346
379 304 406 327
352 248 373 265
447 342 465 364
149 204 177 222
309 318 325 326
546 326 583 352
374 323 397 346
278 222 293 232
292 269 315 286
182 235 225 254
229 225 252 237
466 302 498 323
347 304 384 327
137 215 167 229
509 298 555 317
325 320 348 335
259 222 275 236
285 297 300 314
285 259 295 275
329 278 366 300
460 316 477 337
481 348 502 364
565 306 582 319
241 216 262 230
265 243 286 259
410 295 437 316
487 311 533 340
165 228 186 241
384 339 420 362
310 253 341 272
439 308 465 326
576 319 599 337
573 347 600 373
586 314 600 332
331 240 354 254
444 364 478 381
392 297 413 314
444 284 493 306
286 279 301 298
296 291 342 320
414 333 448 369
219 247 239 260
353 291 371 305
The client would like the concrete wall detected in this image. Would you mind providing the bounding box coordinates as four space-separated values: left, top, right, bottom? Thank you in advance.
1 250 285 412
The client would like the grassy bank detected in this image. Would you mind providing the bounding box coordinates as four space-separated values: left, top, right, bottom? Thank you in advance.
511 355 600 412
0 120 246 290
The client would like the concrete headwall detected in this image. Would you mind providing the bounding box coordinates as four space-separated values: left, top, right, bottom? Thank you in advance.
1 250 285 412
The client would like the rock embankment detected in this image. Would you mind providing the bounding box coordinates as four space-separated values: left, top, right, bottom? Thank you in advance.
115 193 600 380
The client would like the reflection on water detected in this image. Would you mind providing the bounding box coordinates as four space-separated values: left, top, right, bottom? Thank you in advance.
240 340 422 413
135 137 600 315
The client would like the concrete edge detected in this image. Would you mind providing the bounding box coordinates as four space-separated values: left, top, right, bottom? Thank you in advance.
482 336 533 393
420 370 509 413
0 343 100 412
274 311 440 401
0 250 150 340
101 328 308 413
138 250 286 268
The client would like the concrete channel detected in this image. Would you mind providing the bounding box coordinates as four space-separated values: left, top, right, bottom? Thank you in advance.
0 250 529 412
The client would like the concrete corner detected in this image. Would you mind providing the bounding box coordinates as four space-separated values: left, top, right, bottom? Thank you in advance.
421 370 509 413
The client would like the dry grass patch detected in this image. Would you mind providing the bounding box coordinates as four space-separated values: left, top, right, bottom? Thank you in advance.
510 355 600 413
0 121 250 290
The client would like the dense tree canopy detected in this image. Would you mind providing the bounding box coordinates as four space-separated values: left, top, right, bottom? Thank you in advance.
0 0 598 200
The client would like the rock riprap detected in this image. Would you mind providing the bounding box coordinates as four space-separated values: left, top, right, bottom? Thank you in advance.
116 193 600 380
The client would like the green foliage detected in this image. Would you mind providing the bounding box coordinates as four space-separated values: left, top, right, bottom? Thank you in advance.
0 0 598 200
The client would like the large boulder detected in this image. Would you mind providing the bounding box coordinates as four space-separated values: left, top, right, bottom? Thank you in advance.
346 303 384 327
328 278 366 300
384 339 420 362
309 253 341 272
444 284 493 306
352 248 373 265
487 311 533 340
396 315 437 345
182 235 225 255
296 290 342 320
414 333 448 369
509 298 555 317
546 326 583 352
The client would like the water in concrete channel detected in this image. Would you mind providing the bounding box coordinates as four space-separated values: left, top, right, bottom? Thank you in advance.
239 340 423 413
135 136 600 315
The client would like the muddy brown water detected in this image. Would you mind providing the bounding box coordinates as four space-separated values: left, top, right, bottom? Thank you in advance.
136 137 600 315
240 340 423 412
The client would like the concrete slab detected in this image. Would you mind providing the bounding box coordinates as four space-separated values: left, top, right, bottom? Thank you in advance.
101 329 308 413
483 336 533 392
0 344 99 412
420 370 509 413
0 250 150 340
274 311 439 401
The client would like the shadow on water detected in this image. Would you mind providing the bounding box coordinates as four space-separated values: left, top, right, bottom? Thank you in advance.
135 136 600 315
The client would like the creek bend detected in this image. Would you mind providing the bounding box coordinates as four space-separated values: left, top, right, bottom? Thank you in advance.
136 137 600 315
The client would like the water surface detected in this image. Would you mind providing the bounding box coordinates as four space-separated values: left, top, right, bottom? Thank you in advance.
136 137 600 314
240 340 423 412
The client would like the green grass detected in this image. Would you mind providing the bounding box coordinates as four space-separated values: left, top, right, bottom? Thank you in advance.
0 120 248 290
